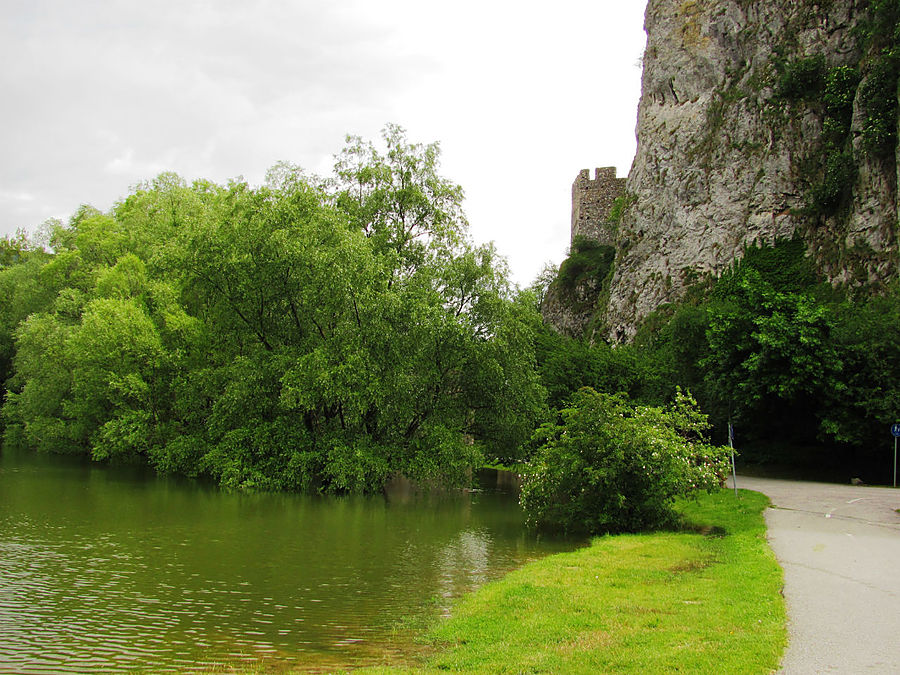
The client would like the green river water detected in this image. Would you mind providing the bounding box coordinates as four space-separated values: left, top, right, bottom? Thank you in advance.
0 449 579 672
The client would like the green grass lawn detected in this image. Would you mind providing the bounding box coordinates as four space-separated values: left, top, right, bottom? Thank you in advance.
357 489 786 674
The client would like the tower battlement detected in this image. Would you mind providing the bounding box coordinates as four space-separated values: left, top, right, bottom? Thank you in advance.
571 167 626 246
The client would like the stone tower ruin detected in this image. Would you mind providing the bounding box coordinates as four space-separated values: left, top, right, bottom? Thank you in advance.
571 167 626 246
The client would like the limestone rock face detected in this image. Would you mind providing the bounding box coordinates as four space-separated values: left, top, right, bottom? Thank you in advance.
541 276 603 340
603 0 900 342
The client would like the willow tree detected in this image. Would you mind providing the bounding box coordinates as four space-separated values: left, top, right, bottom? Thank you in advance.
2 126 546 492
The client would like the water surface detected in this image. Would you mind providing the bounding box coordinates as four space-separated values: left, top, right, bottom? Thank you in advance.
0 450 579 672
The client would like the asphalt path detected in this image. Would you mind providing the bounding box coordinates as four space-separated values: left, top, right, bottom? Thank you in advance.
732 476 900 674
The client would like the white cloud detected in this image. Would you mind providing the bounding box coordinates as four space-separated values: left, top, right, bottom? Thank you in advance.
0 0 646 284
0 190 35 204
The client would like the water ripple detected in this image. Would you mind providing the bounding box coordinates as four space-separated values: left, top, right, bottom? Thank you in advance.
0 457 580 672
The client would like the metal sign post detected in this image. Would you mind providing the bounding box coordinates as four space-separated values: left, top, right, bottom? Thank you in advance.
729 421 738 497
892 424 900 488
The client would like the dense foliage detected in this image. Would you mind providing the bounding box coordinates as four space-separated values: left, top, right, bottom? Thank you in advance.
555 235 615 291
520 387 729 534
4 122 897 526
536 234 900 482
858 0 900 156
0 126 545 491
633 237 900 477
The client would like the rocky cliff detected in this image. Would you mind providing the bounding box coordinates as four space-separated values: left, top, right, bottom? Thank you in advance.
593 0 900 341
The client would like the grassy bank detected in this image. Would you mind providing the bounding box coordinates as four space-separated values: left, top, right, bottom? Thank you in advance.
358 489 785 674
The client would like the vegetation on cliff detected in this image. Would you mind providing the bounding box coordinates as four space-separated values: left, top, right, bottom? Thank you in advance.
774 0 900 217
540 235 900 480
555 235 615 294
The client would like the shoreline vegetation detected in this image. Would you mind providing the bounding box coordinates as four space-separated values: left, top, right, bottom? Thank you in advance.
348 488 785 674
0 126 548 494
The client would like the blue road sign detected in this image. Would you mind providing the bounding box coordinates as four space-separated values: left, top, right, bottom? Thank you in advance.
892 424 900 438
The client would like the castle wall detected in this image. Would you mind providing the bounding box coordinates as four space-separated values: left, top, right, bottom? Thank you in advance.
571 167 626 246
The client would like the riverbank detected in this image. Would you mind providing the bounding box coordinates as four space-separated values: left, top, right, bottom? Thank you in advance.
356 489 786 674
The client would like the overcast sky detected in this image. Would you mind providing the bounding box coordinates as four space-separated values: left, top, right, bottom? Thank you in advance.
1 0 647 286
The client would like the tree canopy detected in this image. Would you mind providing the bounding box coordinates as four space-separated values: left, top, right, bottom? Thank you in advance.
1 127 546 492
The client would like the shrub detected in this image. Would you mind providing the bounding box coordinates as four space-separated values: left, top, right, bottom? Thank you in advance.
520 388 729 535
776 55 826 101
556 236 615 291
860 50 900 156
807 149 857 215
822 65 860 142
607 192 637 225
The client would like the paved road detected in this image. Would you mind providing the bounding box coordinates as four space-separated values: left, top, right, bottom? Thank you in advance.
732 476 900 674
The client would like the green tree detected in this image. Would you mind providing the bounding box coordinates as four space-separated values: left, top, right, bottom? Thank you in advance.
521 388 728 534
333 123 466 276
821 287 900 456
2 127 546 494
534 325 667 412
65 296 168 460
0 230 34 268
703 269 843 445
0 240 54 410
3 311 77 453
